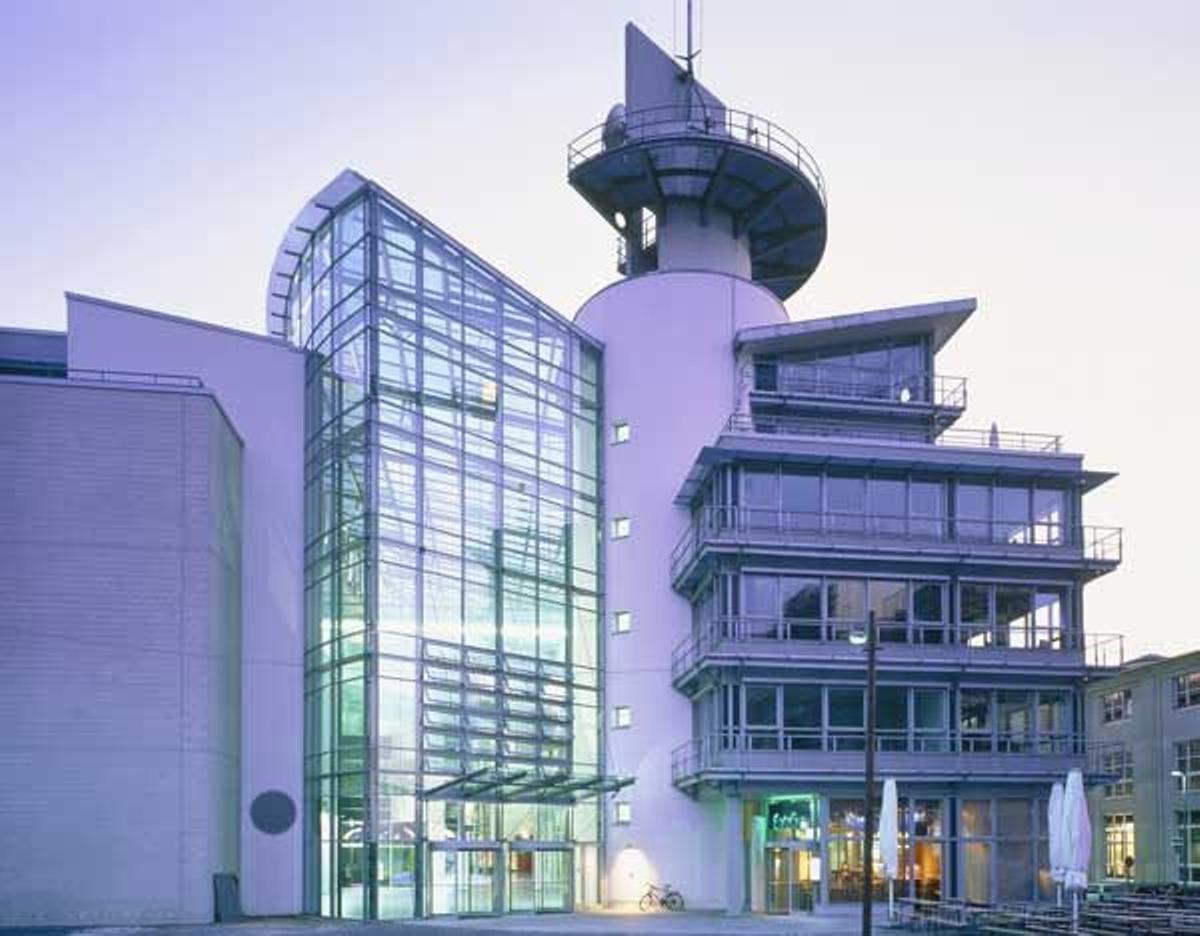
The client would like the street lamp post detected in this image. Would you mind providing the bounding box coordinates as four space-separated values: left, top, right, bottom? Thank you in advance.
852 610 879 936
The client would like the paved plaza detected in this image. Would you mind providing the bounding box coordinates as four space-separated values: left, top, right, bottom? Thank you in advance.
0 907 894 936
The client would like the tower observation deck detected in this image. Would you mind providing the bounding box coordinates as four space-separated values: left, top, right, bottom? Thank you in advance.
568 23 827 300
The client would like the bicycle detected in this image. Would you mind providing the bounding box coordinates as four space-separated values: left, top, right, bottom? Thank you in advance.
639 880 685 912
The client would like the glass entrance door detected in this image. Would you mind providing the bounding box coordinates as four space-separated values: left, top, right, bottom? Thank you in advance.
429 847 500 916
765 845 817 913
459 849 498 914
509 848 572 912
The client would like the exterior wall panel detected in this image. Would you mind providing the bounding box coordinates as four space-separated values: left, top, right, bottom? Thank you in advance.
0 380 241 925
66 296 305 915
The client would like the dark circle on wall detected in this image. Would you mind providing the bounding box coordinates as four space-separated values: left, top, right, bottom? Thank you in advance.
250 790 296 835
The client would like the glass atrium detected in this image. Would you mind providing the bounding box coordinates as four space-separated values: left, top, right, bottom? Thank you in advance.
280 180 608 917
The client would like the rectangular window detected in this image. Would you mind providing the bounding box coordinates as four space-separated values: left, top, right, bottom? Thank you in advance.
612 705 631 729
995 587 1033 649
611 421 630 444
960 584 992 647
995 485 1031 544
613 611 632 634
782 685 822 734
1178 810 1200 884
614 802 632 825
744 469 779 531
956 484 991 541
1103 747 1134 798
1176 739 1200 792
828 688 864 727
1104 814 1135 879
869 580 909 642
1176 672 1200 709
914 689 948 751
827 477 866 532
780 577 821 640
780 472 820 529
910 481 946 539
868 478 907 535
1102 688 1132 724
744 685 779 727
611 517 631 539
1033 488 1065 544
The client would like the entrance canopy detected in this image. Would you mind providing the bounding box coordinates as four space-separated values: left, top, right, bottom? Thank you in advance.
421 769 634 805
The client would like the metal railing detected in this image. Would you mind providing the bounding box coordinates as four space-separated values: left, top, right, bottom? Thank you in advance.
750 363 968 410
670 506 1123 583
725 412 1062 452
671 731 1120 783
1 361 204 388
670 616 1126 682
568 103 826 204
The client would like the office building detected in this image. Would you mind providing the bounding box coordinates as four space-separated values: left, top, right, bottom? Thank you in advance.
0 21 1122 924
1086 650 1200 886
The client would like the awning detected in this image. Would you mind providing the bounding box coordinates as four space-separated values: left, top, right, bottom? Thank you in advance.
421 768 635 804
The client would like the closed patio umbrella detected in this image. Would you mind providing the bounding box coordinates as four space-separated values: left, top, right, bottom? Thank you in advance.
1061 768 1092 931
1048 781 1065 905
880 778 899 920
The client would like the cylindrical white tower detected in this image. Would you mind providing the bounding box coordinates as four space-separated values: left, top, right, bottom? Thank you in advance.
577 271 787 909
567 22 827 912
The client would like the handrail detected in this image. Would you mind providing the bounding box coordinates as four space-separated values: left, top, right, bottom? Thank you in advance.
670 507 1123 583
724 412 1062 452
568 103 826 204
1 361 204 388
670 616 1126 682
671 732 1123 783
749 363 968 410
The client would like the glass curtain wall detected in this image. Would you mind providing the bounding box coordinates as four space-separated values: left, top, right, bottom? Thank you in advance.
291 185 603 918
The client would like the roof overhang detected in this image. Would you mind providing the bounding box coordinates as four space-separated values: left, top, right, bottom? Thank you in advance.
675 437 1113 506
420 769 635 805
735 298 977 357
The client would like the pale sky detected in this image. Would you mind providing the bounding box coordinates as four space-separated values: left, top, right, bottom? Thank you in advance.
2 1 1197 657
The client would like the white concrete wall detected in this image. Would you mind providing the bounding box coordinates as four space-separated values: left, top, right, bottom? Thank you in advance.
0 379 241 925
574 271 787 910
66 295 306 915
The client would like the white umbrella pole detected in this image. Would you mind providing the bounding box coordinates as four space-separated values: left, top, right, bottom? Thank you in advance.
888 878 894 921
1056 882 1062 907
1072 890 1078 933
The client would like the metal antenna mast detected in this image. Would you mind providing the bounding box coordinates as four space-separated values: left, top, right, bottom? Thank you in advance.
675 0 701 79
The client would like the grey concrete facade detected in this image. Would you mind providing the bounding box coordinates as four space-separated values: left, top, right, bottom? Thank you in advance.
1086 649 1200 885
0 377 242 924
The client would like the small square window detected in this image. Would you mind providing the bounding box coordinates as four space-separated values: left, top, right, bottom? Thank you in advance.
613 611 632 634
611 517 631 539
613 705 632 729
612 421 631 444
614 802 632 825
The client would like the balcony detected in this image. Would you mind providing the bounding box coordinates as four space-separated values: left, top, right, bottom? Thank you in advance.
750 363 968 412
727 412 1062 452
670 617 1127 688
670 507 1123 591
671 731 1120 793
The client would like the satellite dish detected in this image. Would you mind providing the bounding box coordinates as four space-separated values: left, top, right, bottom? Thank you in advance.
602 103 627 151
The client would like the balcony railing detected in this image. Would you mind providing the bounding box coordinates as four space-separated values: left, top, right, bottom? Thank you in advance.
750 363 968 410
1 361 204 388
670 616 1126 683
671 731 1120 786
725 412 1063 452
568 103 826 204
670 507 1123 584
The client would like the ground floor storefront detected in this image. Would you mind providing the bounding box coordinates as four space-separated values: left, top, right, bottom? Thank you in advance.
312 799 604 919
735 787 1055 912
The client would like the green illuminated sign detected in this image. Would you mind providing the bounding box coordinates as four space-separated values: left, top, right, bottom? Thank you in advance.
766 795 818 839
